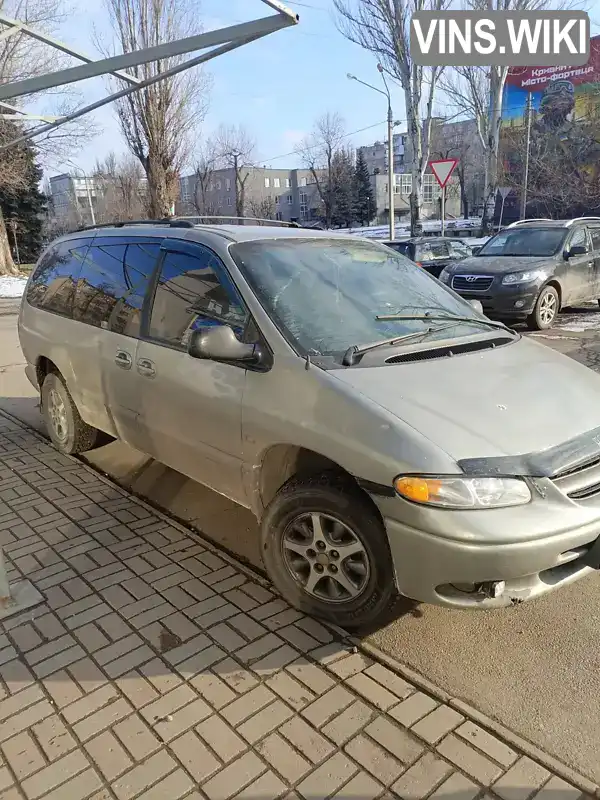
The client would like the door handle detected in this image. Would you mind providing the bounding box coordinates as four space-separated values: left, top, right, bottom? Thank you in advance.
115 350 132 370
137 358 156 378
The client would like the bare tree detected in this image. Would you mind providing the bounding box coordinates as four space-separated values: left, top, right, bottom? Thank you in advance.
215 124 255 218
297 112 345 229
247 196 276 220
0 0 96 274
101 0 211 218
441 0 582 231
192 138 221 215
93 152 147 222
334 0 449 235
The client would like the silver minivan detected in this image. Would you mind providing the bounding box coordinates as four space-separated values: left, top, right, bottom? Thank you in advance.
18 220 600 629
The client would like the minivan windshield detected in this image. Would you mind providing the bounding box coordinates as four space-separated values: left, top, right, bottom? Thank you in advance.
230 238 499 361
477 227 567 257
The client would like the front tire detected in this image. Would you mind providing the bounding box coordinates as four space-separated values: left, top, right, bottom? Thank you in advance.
261 473 396 630
527 285 559 330
41 372 99 455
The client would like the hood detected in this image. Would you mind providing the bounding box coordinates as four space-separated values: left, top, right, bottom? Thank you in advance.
332 336 600 463
446 255 552 274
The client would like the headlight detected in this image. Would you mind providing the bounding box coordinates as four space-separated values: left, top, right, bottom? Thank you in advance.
501 270 545 285
439 267 451 283
394 475 531 509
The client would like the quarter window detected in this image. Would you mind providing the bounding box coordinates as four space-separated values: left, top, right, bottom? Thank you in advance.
588 228 600 251
149 245 249 349
26 238 92 317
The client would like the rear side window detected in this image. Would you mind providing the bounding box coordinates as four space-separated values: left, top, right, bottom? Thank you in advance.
74 239 160 334
416 241 449 261
589 228 600 252
148 244 248 349
26 238 92 317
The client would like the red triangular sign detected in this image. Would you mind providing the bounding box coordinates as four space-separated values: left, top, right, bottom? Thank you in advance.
430 159 458 188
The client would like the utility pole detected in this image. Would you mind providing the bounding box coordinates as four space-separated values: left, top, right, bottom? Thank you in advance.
233 152 239 218
520 92 532 220
387 100 395 241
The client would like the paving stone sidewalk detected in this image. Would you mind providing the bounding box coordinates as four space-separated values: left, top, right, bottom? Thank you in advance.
0 412 590 800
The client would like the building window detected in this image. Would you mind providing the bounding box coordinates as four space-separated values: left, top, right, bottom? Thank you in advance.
400 174 412 195
300 177 307 187
227 196 232 206
264 177 270 188
216 181 221 190
209 182 214 192
274 177 280 188
299 192 308 204
285 178 291 188
275 195 280 204
287 195 293 205
226 178 231 191
276 211 283 221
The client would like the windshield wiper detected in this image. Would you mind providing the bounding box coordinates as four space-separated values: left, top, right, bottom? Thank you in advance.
342 323 458 366
374 313 512 332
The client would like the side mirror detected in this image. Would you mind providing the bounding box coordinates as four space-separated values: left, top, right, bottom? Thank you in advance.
567 245 587 258
188 325 261 365
471 246 482 255
469 299 484 314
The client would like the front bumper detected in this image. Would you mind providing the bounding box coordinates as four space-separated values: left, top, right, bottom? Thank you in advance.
443 277 543 318
382 516 597 608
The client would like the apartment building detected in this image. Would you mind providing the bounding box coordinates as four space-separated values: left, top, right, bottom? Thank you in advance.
357 132 408 176
49 174 102 224
179 166 323 224
371 172 461 224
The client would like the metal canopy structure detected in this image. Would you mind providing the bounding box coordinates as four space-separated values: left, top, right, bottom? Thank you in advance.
0 0 298 149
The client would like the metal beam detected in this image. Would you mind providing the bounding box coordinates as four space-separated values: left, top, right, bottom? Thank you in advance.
0 12 140 88
0 113 60 121
0 14 292 101
0 29 276 150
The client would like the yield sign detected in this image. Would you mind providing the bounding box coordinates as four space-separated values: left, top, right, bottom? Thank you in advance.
430 159 458 188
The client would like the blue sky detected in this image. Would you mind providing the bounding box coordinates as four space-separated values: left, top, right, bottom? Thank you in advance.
49 0 408 178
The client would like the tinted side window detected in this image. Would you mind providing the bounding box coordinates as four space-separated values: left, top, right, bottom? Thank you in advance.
149 245 249 349
589 228 600 251
73 243 127 328
108 242 161 337
26 239 91 317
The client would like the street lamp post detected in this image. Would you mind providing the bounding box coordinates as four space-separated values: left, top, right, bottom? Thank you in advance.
347 67 395 241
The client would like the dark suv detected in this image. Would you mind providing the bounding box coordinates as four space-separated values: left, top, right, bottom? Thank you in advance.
438 218 600 329
384 236 472 278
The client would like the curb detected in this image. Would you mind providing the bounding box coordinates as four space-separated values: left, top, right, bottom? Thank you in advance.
0 407 597 796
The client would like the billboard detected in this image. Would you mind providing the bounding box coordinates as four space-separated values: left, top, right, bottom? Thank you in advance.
500 35 600 218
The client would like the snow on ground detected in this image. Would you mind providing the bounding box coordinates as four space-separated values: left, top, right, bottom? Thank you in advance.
0 276 27 298
553 308 600 332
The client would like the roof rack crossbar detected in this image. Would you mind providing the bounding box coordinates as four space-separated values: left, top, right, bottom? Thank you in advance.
172 215 301 227
74 215 318 234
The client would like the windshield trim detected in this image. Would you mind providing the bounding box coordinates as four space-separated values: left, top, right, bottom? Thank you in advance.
477 227 567 258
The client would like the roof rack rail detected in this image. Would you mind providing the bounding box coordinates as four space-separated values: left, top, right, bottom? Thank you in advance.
172 215 302 228
506 218 551 228
564 217 600 227
75 215 307 233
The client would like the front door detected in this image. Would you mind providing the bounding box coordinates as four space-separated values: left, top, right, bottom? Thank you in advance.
562 227 595 305
587 227 600 300
133 240 251 506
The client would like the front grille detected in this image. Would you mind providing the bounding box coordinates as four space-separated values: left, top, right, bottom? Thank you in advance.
552 455 600 501
452 275 494 292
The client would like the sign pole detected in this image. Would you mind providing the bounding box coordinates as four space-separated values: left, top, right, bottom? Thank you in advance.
441 185 445 237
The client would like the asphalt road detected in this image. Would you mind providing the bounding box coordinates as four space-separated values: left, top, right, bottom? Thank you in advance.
2 304 600 781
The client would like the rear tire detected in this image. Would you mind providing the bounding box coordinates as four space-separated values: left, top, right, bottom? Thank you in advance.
41 372 99 455
527 285 559 330
261 473 396 630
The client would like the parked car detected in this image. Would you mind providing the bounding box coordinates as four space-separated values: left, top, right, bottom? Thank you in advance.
383 236 473 278
18 221 600 628
438 218 600 330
